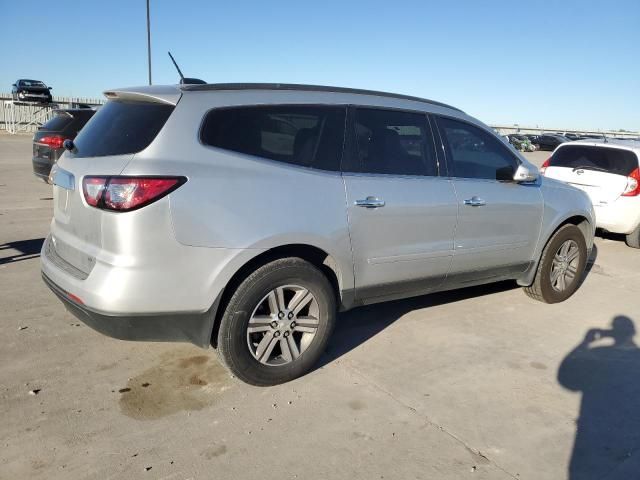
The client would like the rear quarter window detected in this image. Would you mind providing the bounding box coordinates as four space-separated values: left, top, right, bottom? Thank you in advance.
551 146 638 176
72 101 174 157
200 105 346 171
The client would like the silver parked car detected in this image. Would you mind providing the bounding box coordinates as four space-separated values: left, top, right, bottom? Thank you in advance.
42 83 595 385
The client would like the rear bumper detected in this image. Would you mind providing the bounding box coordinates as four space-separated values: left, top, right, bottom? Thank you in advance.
32 156 55 181
595 199 640 234
42 272 214 347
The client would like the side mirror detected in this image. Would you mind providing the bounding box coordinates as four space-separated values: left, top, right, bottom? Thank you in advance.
48 86 53 90
513 163 539 183
11 83 16 87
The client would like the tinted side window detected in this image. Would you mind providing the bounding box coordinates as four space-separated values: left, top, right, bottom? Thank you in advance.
345 108 437 176
551 146 638 176
437 117 518 180
73 101 174 158
200 106 346 171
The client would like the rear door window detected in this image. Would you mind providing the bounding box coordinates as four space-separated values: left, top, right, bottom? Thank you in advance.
551 146 638 176
200 105 346 171
344 107 438 176
72 101 174 157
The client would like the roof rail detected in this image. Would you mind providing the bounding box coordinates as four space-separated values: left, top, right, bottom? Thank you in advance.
179 83 463 112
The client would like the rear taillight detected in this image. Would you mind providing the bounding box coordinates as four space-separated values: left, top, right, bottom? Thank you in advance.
540 157 551 175
82 177 107 207
622 168 640 197
39 135 65 149
82 176 186 211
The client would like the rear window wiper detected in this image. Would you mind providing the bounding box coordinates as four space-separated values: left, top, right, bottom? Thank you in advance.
571 165 610 173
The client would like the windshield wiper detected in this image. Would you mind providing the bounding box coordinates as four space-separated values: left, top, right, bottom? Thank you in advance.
571 165 610 173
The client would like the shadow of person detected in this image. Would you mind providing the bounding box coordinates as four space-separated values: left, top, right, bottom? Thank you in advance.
558 316 640 479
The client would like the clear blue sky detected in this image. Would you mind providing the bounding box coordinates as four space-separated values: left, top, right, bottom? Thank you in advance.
2 0 638 131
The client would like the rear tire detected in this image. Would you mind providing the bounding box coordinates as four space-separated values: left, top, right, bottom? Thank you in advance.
216 257 336 386
523 224 588 303
625 225 640 249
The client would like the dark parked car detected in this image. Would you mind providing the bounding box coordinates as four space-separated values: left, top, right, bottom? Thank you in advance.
12 79 53 104
32 109 96 182
534 134 570 151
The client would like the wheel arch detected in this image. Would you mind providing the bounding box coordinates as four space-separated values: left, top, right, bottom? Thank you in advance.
518 214 594 287
209 243 349 348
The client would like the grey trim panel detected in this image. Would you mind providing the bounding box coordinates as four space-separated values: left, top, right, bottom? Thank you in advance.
442 262 532 289
356 275 447 305
180 83 464 113
354 262 531 306
43 273 213 348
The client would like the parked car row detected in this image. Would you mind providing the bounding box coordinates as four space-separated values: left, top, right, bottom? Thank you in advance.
507 132 636 152
41 82 597 385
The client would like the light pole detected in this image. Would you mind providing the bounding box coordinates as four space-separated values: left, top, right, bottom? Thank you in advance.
146 0 152 85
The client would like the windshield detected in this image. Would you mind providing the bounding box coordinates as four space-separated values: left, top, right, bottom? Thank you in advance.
21 80 46 87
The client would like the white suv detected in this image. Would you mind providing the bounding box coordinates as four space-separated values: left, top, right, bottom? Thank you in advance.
542 140 640 248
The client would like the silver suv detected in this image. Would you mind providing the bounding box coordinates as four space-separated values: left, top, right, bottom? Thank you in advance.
42 83 595 385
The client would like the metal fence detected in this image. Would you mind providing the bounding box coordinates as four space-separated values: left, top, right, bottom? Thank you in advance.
0 93 104 134
492 124 639 139
1 93 638 139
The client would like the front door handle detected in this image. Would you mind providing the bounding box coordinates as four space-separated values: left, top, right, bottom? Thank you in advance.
463 196 486 207
355 196 385 208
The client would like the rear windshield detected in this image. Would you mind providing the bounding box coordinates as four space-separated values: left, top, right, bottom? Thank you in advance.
72 100 174 157
41 113 74 131
551 145 638 176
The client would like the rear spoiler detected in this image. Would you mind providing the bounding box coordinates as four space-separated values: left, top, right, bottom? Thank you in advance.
103 85 181 105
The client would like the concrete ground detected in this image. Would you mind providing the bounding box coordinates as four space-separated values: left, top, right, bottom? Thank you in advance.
1 134 639 480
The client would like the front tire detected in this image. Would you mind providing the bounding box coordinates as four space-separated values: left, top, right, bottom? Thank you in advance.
625 224 640 249
523 224 588 303
216 257 336 386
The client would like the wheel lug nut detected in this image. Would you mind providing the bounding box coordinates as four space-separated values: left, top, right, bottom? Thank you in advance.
288 312 294 319
278 312 285 319
274 331 280 337
270 321 278 328
283 331 289 337
290 321 296 328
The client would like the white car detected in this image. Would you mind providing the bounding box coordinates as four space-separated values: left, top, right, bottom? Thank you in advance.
541 140 640 248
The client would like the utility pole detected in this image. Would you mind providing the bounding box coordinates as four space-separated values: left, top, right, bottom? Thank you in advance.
146 0 152 85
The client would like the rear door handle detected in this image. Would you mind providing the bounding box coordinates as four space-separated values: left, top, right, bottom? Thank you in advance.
463 196 486 207
355 196 385 208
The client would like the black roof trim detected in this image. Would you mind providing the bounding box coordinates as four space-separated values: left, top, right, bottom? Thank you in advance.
179 83 463 112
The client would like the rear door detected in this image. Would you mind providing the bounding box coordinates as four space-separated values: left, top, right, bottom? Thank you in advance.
343 107 457 302
434 116 543 286
51 99 175 275
544 145 638 207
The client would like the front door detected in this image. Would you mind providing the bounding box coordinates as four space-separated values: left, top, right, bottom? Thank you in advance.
434 116 543 286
